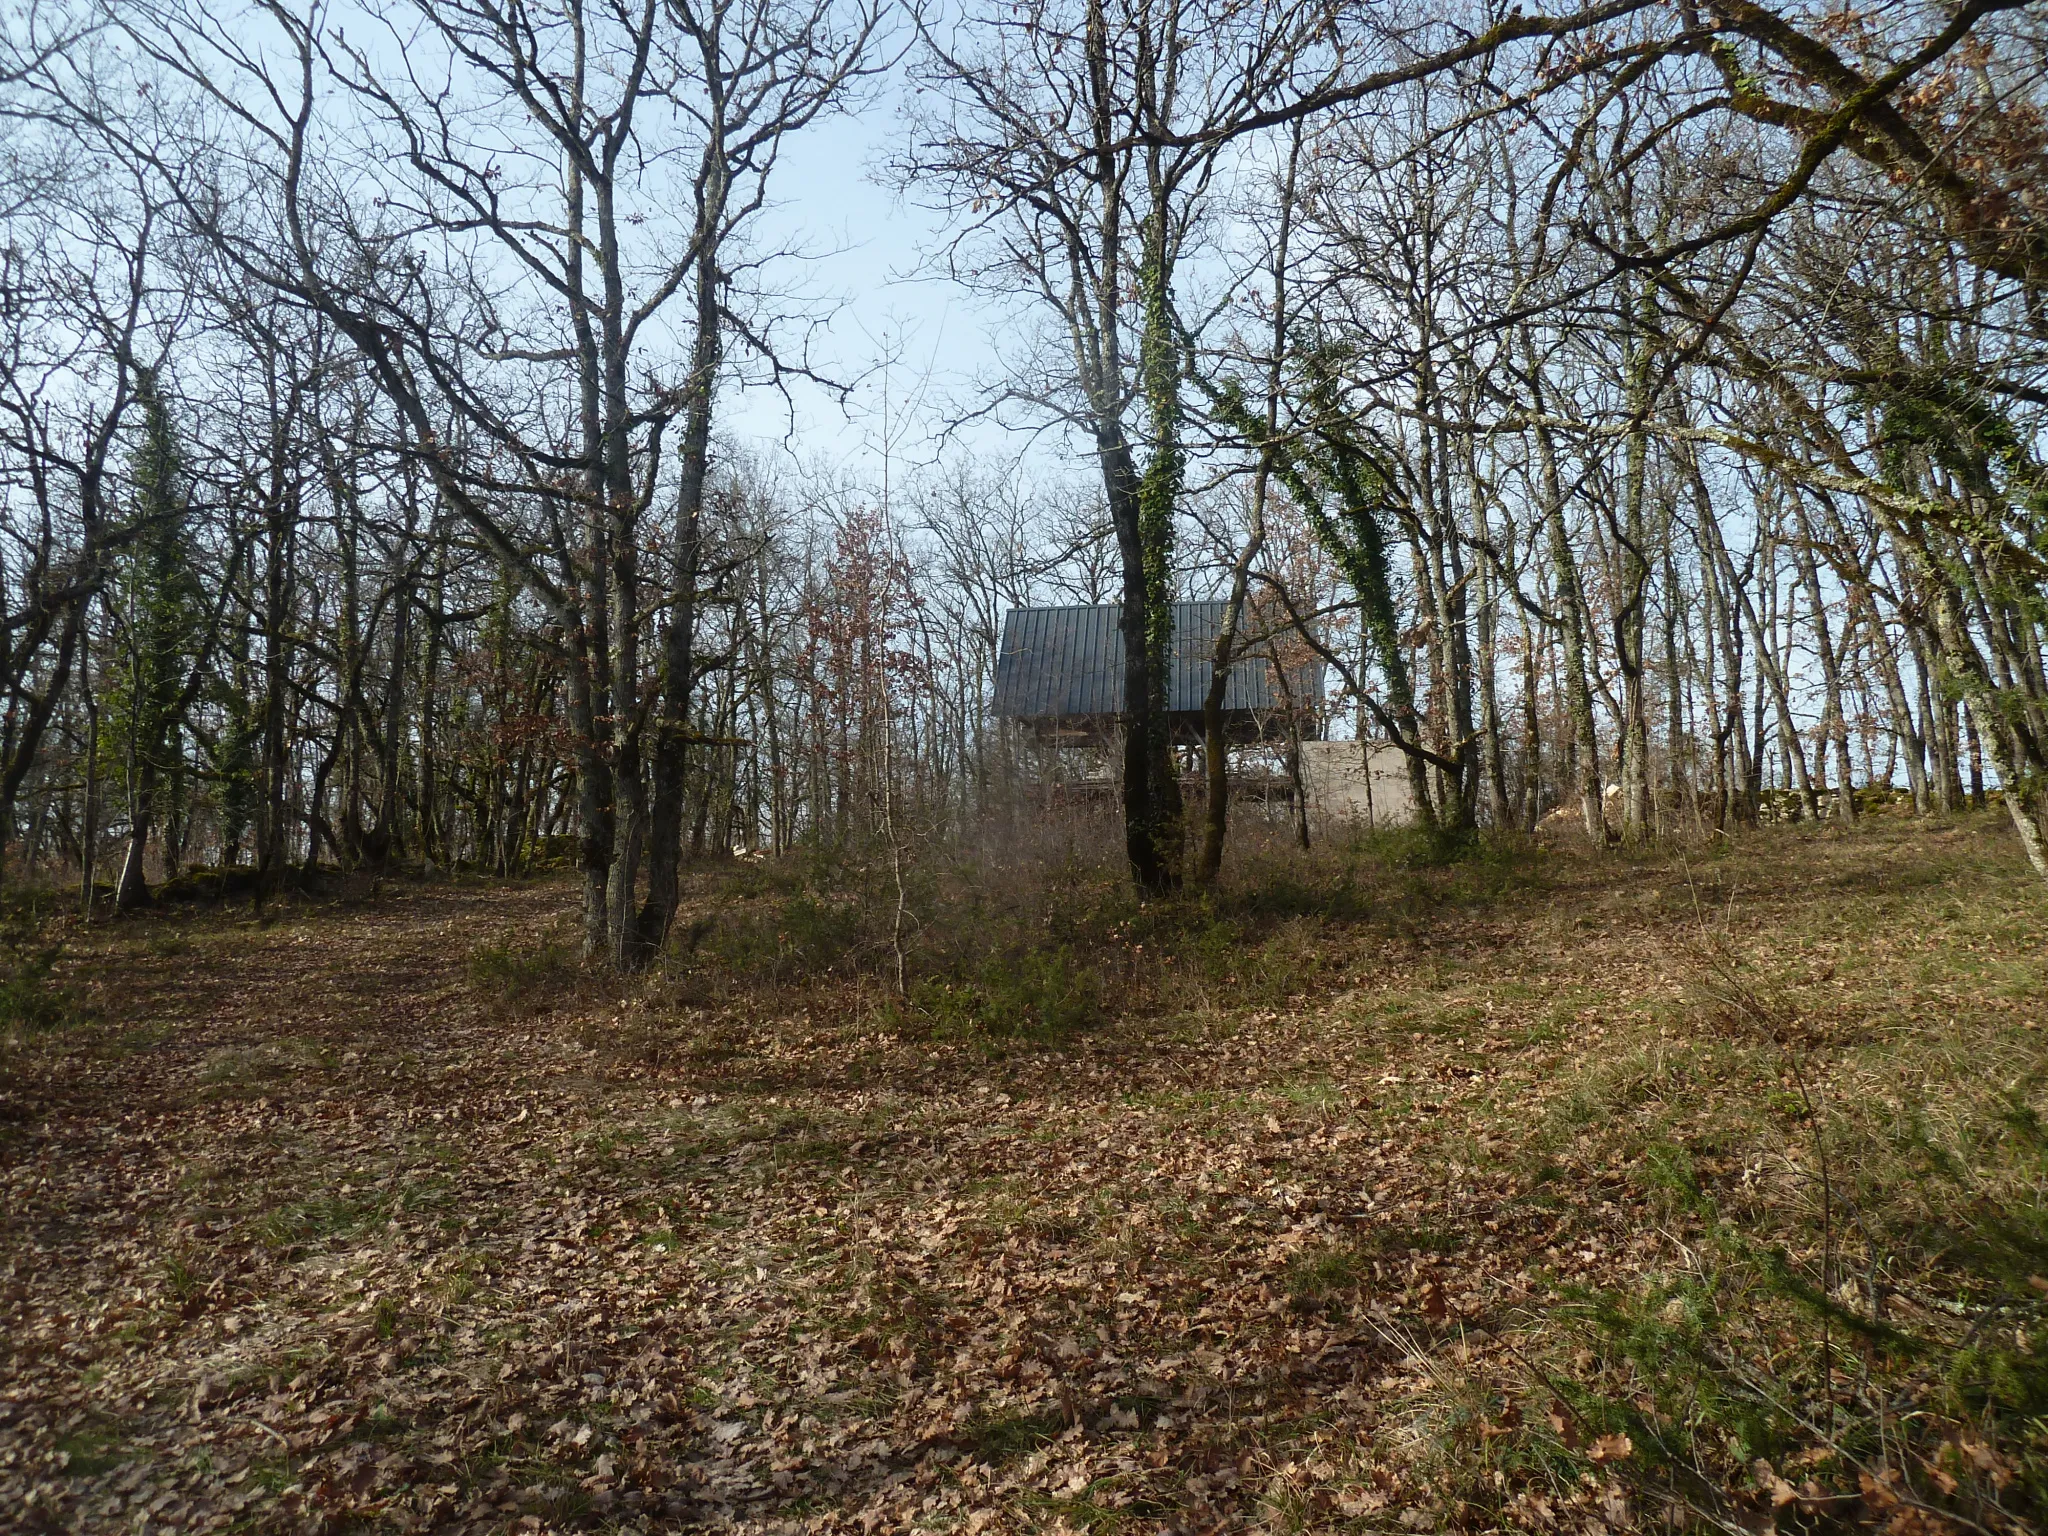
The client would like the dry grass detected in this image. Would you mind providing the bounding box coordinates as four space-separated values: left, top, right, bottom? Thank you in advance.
0 813 2042 1534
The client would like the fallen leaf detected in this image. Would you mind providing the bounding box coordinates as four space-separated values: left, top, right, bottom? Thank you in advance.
1587 1433 1632 1463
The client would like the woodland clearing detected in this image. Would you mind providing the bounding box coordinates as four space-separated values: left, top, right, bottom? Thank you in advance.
2 814 2046 1535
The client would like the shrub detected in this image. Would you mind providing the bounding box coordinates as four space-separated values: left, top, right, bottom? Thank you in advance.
1355 821 1483 870
1177 911 1330 1007
1546 1123 2048 1526
0 910 78 1035
465 936 578 1014
908 945 1104 1044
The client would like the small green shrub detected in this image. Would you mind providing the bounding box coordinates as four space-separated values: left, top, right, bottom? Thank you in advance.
1357 822 1483 870
1173 910 1329 1007
1285 1239 1373 1315
1187 914 1245 985
1366 1221 1463 1257
909 946 1104 1044
702 891 870 983
465 937 577 1013
160 1254 206 1315
248 1191 387 1251
55 1422 126 1478
956 1406 1065 1463
0 911 78 1034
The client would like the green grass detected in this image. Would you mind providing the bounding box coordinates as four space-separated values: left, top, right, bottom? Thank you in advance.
247 1190 389 1252
957 1405 1066 1463
1365 1222 1465 1258
198 1037 328 1096
55 1422 128 1478
1285 1240 1372 1311
16 809 2048 1533
466 936 578 1013
1442 832 2048 1530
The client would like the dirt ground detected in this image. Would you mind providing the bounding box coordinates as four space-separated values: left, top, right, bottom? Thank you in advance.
2 817 2044 1534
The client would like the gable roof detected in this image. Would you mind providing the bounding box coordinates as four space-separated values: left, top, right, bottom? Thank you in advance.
991 601 1317 720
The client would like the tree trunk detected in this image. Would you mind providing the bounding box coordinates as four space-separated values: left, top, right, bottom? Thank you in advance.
1195 512 1262 885
1791 501 1855 821
1928 575 2048 876
1538 426 1604 845
1473 489 1511 830
371 575 410 864
80 693 99 919
637 174 721 955
1616 302 1656 842
1120 189 1185 895
256 485 296 896
0 599 85 891
116 759 156 909
1864 589 1928 812
1519 617 1542 831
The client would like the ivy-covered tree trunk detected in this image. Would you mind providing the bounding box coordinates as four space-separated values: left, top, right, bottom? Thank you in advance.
112 371 201 911
1329 452 1438 833
1123 208 1185 896
1616 283 1657 842
1204 351 1439 835
214 568 263 869
1930 570 2048 877
1198 136 1295 883
0 602 87 891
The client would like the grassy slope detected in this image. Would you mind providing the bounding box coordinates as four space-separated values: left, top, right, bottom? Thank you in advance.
0 815 2043 1534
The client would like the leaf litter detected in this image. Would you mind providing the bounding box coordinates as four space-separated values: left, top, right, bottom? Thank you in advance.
1 819 2043 1533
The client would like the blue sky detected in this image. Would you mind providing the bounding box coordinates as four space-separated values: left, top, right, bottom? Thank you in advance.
718 80 1020 488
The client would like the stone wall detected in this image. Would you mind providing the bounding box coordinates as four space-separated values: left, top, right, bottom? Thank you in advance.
1297 740 1421 829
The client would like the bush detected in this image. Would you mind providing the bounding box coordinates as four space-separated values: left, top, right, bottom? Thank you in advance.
1178 911 1330 1007
0 909 78 1035
465 936 577 1014
731 891 870 981
907 945 1104 1044
661 817 1555 1045
1547 1120 2048 1527
1354 821 1483 870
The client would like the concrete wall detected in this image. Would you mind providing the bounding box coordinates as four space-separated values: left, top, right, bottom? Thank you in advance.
1298 740 1421 830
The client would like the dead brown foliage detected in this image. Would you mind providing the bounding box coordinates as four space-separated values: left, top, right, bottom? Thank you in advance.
0 817 2042 1534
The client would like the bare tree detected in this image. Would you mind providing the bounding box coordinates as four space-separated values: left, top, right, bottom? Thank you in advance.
97 0 879 960
899 0 1318 892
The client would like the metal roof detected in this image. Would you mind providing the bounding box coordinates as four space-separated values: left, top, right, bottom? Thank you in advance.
991 601 1318 720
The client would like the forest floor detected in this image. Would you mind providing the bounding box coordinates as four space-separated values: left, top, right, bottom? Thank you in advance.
2 813 2046 1536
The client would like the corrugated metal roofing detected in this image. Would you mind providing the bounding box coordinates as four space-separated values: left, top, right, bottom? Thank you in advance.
991 601 1318 720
